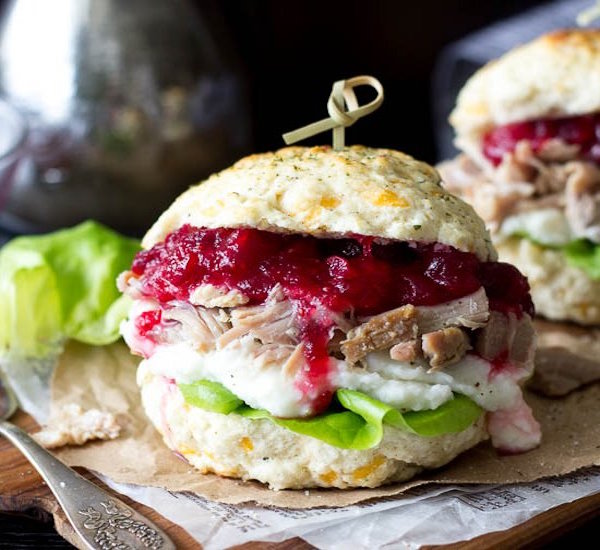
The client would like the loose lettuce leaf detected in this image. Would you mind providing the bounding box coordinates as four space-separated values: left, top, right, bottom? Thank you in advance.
0 220 140 357
179 381 483 450
179 380 244 414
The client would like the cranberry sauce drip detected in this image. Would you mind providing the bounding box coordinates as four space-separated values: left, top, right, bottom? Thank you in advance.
483 112 600 166
135 310 162 339
132 226 533 412
296 314 336 414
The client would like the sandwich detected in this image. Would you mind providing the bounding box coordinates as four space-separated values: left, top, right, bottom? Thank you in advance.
441 29 600 327
119 145 540 490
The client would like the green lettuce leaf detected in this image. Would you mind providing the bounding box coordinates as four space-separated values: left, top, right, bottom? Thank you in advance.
238 407 378 449
563 239 600 279
0 220 140 357
178 381 483 450
400 394 484 436
337 389 481 437
179 380 244 414
508 230 600 280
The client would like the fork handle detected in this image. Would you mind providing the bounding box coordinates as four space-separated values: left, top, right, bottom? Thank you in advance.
0 420 176 550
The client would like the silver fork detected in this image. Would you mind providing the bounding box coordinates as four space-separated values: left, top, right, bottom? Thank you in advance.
0 373 176 550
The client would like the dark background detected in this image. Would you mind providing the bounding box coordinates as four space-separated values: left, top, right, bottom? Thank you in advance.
7 0 598 547
0 0 573 238
212 0 548 163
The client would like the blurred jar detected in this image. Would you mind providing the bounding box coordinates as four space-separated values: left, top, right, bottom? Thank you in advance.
0 0 251 235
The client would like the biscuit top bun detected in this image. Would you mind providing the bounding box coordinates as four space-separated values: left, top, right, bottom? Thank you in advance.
143 146 495 261
450 29 600 145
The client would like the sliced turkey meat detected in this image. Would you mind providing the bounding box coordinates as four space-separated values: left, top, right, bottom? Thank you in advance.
416 287 489 333
475 311 535 373
340 305 419 364
341 288 489 365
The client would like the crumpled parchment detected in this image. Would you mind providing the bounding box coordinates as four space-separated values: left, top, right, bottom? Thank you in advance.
48 340 600 509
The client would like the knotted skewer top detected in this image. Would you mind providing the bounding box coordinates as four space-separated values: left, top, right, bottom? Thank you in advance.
283 75 384 150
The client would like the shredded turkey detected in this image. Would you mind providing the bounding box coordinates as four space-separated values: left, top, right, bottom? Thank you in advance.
472 182 535 232
436 153 483 192
327 329 347 358
217 286 297 349
564 161 600 242
536 138 580 163
421 327 471 370
161 302 229 351
495 141 538 184
440 138 600 243
502 140 575 195
189 284 250 308
389 340 420 362
281 344 306 378
439 155 534 231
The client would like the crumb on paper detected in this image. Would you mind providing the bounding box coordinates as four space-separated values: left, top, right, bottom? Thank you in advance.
34 403 121 449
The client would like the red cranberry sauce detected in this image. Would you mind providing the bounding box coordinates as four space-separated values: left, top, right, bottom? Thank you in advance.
131 226 533 413
483 112 600 166
135 310 162 339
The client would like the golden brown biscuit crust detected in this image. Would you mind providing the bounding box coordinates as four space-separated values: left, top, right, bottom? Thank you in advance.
143 146 495 261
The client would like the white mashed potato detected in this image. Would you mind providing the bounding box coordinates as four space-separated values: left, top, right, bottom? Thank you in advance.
136 338 309 417
498 208 573 246
135 335 525 418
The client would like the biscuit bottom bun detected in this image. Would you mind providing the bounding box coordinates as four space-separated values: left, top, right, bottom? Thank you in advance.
495 238 600 325
140 370 487 489
120 146 541 490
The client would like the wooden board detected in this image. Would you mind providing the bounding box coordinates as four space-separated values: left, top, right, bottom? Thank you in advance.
1 410 599 549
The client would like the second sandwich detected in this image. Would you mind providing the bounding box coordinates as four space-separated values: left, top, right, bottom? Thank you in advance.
441 29 600 326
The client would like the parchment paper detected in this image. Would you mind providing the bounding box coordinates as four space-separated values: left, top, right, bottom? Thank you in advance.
49 340 600 509
530 320 600 396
